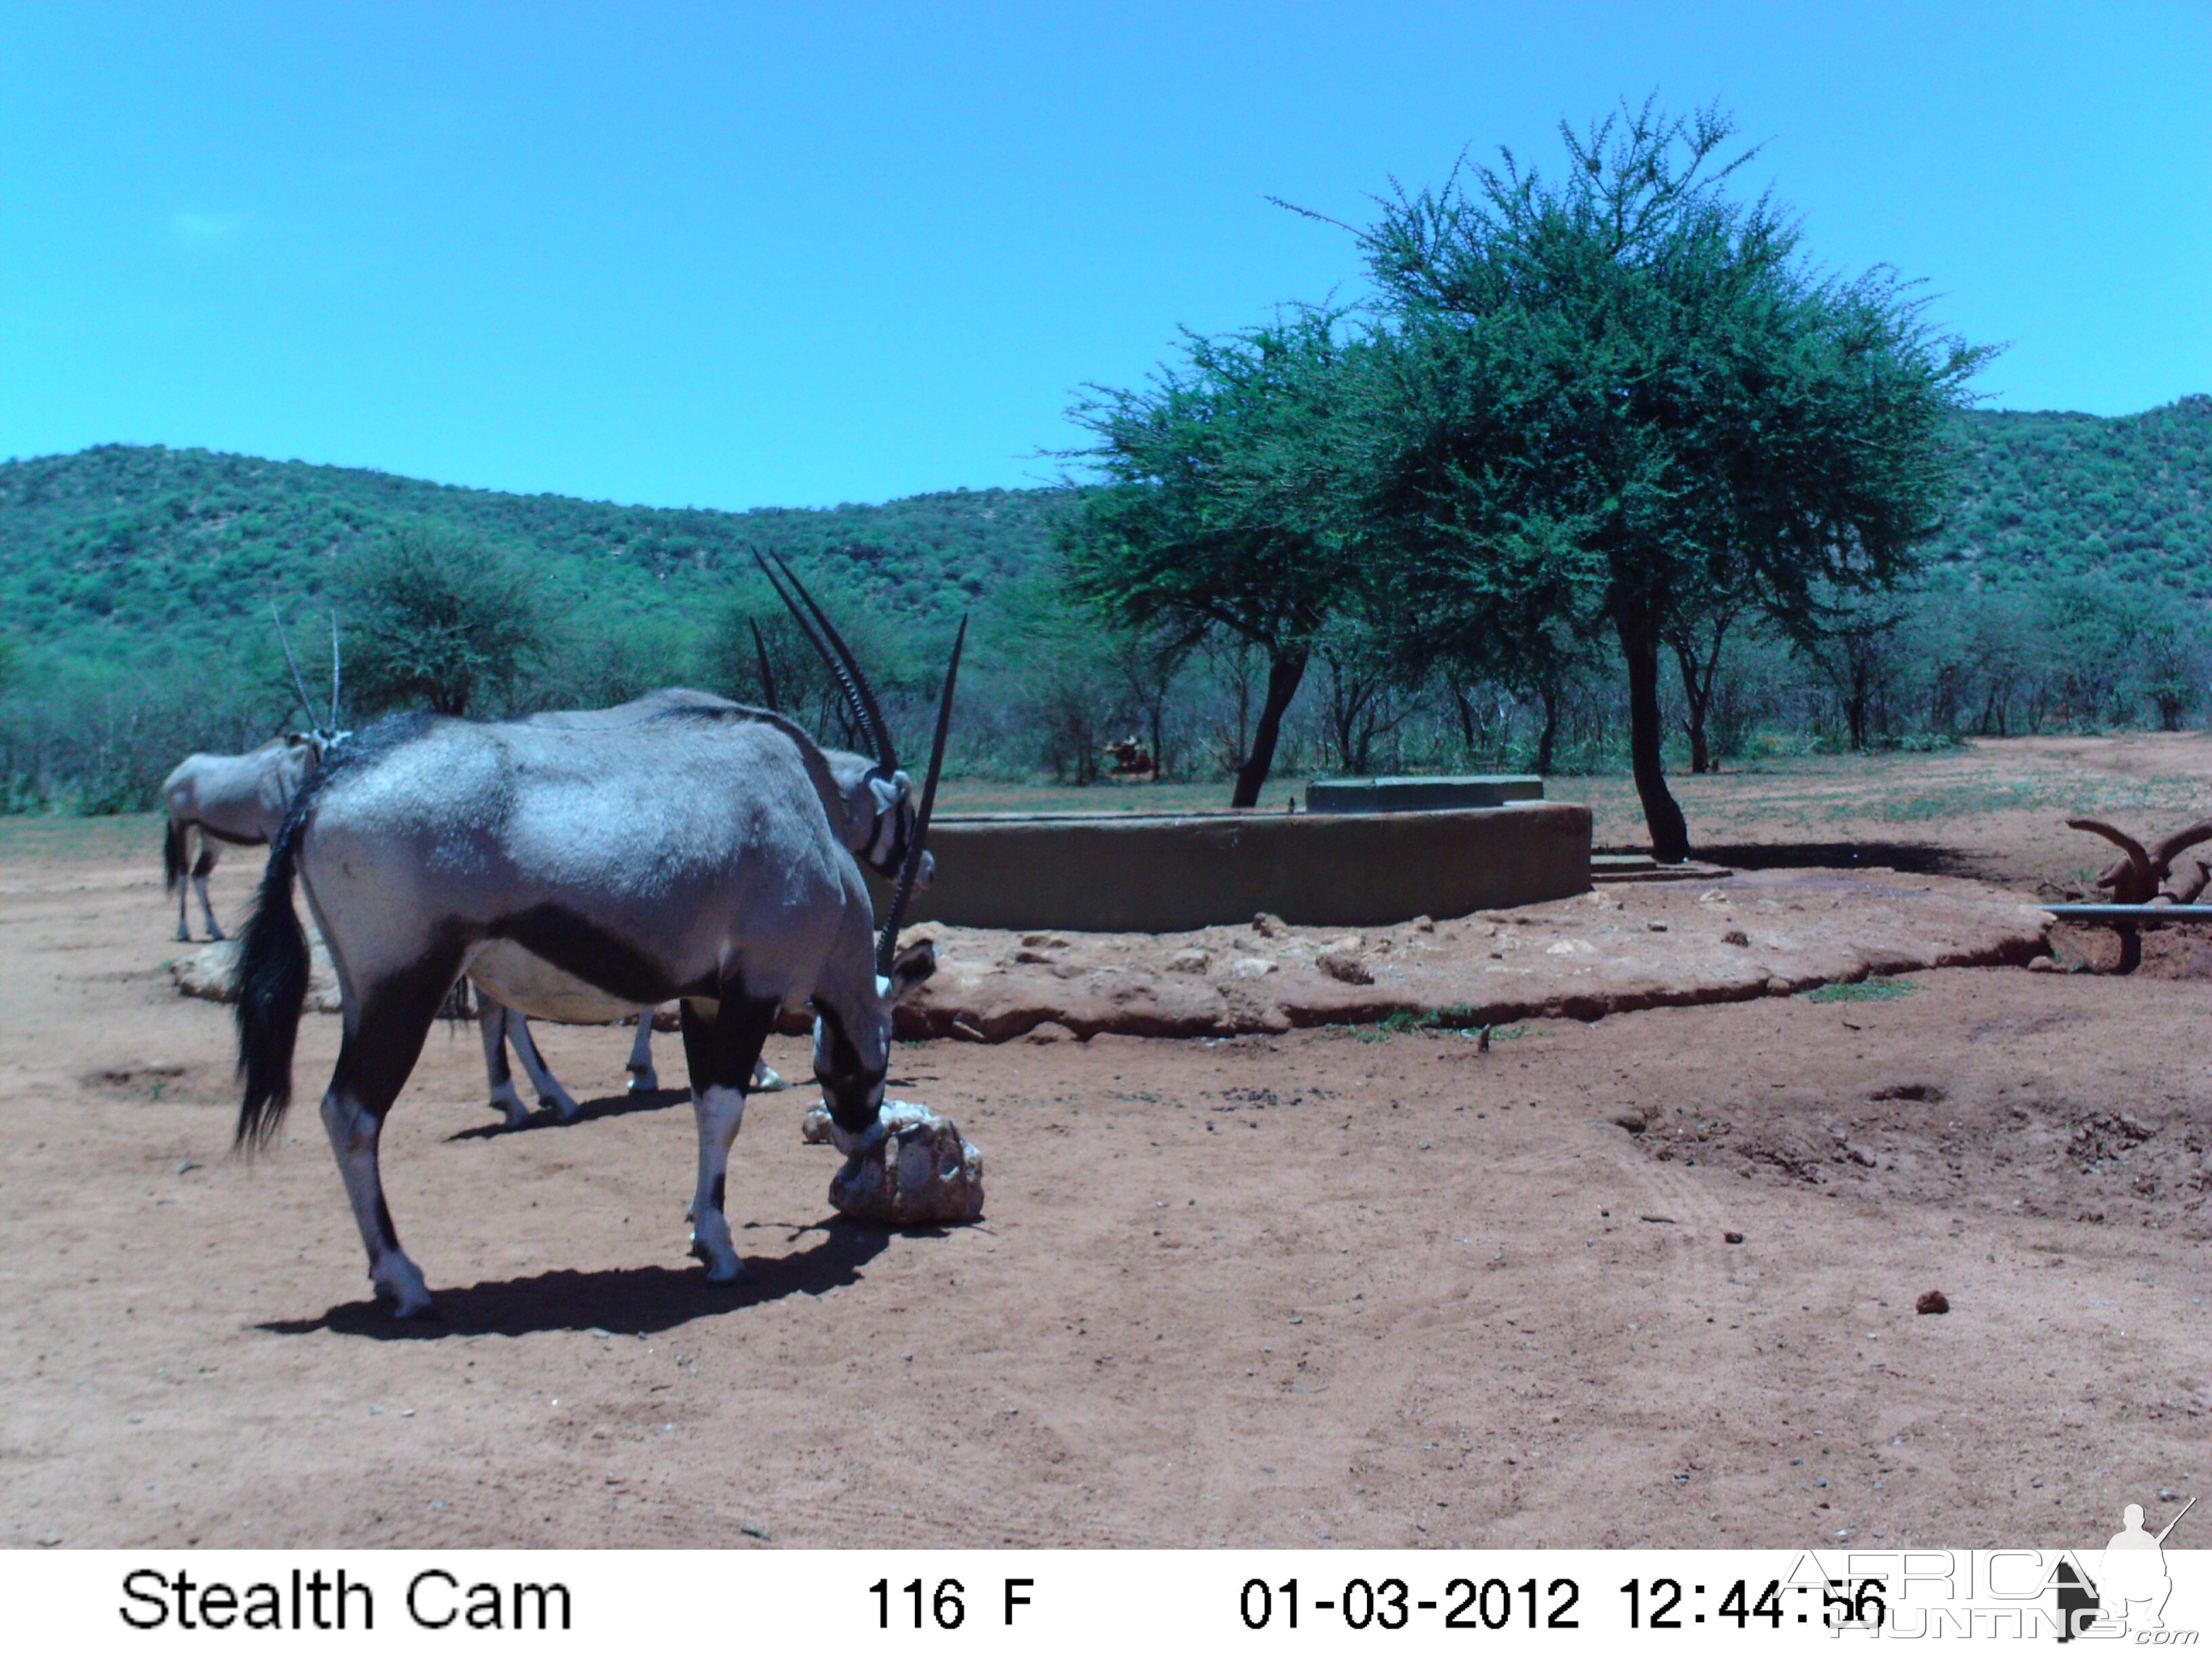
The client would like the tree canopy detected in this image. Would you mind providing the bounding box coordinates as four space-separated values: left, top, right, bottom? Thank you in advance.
1055 308 1372 806
1346 98 1994 856
336 527 546 717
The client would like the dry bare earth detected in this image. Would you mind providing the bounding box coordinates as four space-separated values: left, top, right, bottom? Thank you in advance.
3 738 2209 1551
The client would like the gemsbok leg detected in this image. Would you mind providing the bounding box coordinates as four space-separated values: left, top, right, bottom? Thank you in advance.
626 1015 659 1092
678 987 783 1284
478 999 581 1125
190 841 225 941
319 948 466 1317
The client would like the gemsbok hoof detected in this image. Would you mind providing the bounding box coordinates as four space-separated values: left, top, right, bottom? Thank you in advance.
689 1240 750 1284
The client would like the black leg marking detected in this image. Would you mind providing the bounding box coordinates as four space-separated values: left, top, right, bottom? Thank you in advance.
333 933 469 1119
373 1193 403 1256
709 1174 726 1211
680 984 781 1095
481 1006 513 1088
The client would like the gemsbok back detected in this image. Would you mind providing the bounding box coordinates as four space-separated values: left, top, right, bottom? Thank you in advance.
234 575 964 1318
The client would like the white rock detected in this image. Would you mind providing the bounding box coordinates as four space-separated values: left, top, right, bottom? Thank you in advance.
169 933 344 1013
800 1099 985 1225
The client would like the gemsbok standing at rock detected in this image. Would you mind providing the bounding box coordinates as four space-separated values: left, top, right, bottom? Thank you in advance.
466 556 939 1124
233 560 964 1317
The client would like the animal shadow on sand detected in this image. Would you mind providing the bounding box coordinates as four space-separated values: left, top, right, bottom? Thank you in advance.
443 1087 691 1141
258 1218 894 1340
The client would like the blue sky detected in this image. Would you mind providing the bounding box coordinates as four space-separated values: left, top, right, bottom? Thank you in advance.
3 1 2205 511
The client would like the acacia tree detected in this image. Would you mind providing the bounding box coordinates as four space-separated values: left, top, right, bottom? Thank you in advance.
337 528 545 716
1347 99 1991 859
1057 308 1370 807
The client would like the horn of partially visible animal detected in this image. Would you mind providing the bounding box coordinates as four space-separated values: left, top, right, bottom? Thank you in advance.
2149 817 2212 875
269 602 320 729
877 614 966 977
751 619 780 712
752 549 897 774
2173 857 2212 906
2067 818 2156 903
328 611 342 729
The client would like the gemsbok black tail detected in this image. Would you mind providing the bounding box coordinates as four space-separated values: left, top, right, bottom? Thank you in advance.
234 812 312 1151
162 814 187 895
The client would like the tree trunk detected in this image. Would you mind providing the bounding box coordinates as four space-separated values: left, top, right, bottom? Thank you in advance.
1231 649 1309 808
1616 600 1690 861
1451 685 1479 754
1534 676 1560 776
1673 636 1713 775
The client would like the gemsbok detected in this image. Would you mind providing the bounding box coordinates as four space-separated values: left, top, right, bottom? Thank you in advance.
161 613 346 940
234 564 964 1317
466 554 939 1123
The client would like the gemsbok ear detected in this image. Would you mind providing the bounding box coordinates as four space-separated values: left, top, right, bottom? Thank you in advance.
885 939 937 1001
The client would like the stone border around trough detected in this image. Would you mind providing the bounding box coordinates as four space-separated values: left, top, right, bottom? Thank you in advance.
170 868 2055 1046
888 869 2056 1042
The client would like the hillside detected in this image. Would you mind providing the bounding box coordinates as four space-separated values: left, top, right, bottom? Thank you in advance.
1 396 2207 689
1933 395 2212 592
0 445 1065 671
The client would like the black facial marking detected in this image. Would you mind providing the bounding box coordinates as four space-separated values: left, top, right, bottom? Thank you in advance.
872 801 912 880
808 998 884 1134
491 904 684 1008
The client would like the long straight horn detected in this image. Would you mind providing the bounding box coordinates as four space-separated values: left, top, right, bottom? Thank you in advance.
270 602 318 726
750 619 780 712
752 548 898 774
877 615 966 977
327 611 342 727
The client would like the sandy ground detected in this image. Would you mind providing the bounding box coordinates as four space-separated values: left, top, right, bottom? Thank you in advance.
3 737 2209 1550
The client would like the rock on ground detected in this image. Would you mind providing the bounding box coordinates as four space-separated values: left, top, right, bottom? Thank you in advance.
801 1099 985 1225
169 934 344 1013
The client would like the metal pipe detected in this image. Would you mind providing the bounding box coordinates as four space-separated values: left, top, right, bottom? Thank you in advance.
2040 904 2212 922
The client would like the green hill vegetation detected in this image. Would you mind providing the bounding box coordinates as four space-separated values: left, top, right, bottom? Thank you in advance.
1 394 2207 817
1934 398 2212 593
0 442 1055 663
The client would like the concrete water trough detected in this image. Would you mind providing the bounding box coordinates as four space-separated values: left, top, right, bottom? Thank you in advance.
868 795 1592 933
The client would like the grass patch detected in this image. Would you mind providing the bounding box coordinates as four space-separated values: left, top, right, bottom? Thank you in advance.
0 811 162 862
1800 977 1916 1004
1361 1008 1529 1040
935 778 1311 816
